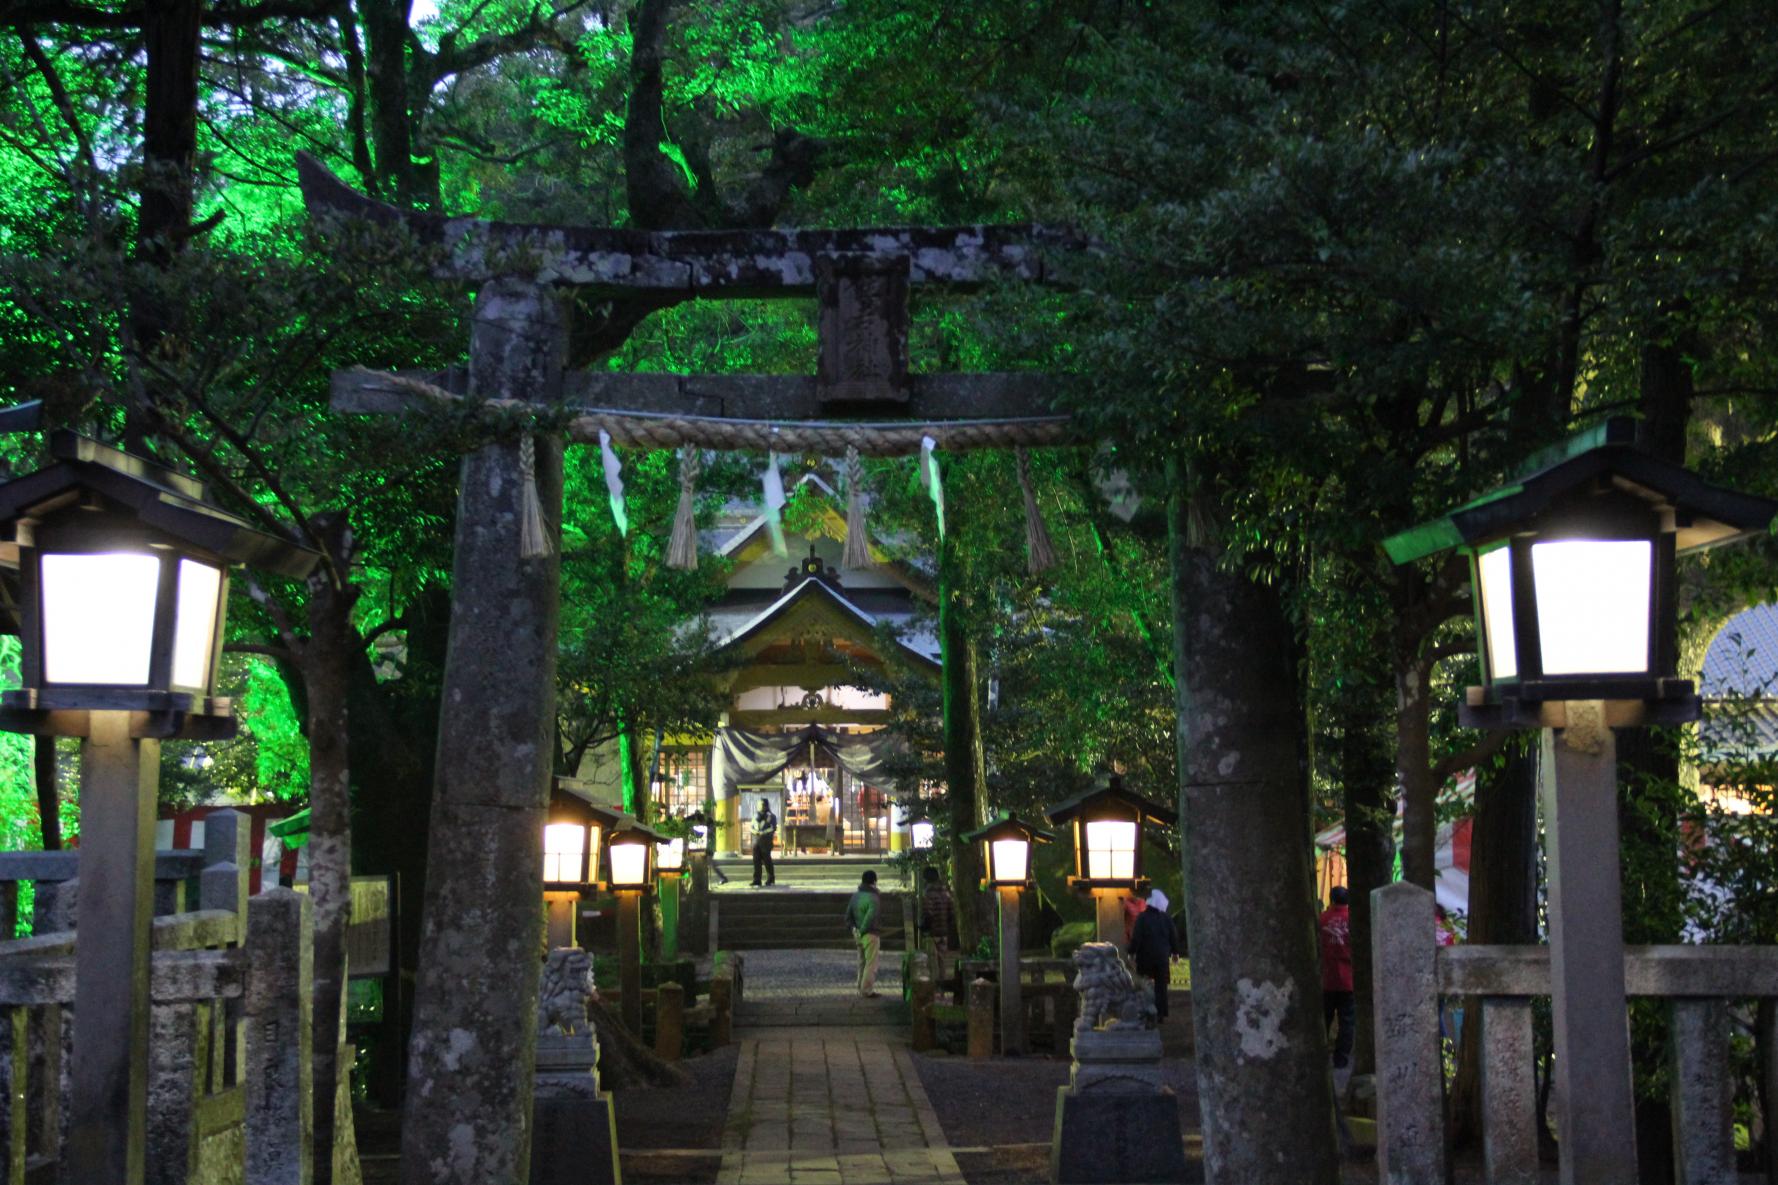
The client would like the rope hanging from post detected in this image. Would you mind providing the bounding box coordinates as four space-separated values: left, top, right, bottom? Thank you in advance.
517 434 553 559
354 368 1079 455
842 446 872 570
666 446 700 570
1016 448 1057 575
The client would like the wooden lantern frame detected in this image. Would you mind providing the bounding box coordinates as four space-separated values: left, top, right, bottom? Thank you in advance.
544 777 624 890
963 813 1054 888
1385 419 1778 729
0 432 317 739
1045 774 1176 891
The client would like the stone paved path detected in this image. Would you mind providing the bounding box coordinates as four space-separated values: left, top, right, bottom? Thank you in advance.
718 1031 965 1185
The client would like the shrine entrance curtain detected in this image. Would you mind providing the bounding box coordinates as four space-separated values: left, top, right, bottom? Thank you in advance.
714 724 902 800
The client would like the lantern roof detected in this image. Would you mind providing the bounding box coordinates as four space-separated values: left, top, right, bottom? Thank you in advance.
0 431 319 579
608 818 669 845
1044 773 1177 828
550 778 627 829
963 812 1055 845
1384 419 1778 566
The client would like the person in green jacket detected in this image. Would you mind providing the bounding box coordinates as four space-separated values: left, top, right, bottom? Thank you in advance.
845 870 882 998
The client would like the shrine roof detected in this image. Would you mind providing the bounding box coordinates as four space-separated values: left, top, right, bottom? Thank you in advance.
710 575 940 670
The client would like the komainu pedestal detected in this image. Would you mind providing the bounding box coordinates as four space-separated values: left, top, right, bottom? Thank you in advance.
1049 943 1188 1184
529 950 620 1185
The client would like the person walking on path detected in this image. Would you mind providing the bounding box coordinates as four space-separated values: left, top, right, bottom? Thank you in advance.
1319 886 1355 1068
1122 892 1146 947
919 866 955 956
1130 888 1182 1020
750 798 778 887
845 870 883 997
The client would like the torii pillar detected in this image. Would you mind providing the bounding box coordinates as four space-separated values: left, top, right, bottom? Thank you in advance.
399 279 566 1185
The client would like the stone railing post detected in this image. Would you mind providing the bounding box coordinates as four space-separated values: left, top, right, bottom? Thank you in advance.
709 965 733 1048
147 1002 203 1185
911 973 936 1053
244 888 313 1185
200 809 250 927
654 982 684 1062
1370 881 1446 1185
1668 999 1733 1185
1479 997 1537 1185
2 1006 25 1184
967 978 994 1058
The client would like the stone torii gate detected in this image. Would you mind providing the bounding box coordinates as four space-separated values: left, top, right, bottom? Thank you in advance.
297 154 1080 1183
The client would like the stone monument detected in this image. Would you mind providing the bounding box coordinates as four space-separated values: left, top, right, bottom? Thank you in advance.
530 949 621 1185
1049 942 1189 1184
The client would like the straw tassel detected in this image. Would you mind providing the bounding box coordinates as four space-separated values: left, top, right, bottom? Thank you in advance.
842 447 872 570
1016 448 1056 575
517 434 553 559
666 446 701 570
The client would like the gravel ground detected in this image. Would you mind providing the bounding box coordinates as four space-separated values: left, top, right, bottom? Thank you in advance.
737 947 871 999
611 1043 739 1149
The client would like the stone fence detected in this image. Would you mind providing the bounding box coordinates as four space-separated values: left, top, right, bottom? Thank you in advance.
1373 880 1778 1184
0 809 314 1185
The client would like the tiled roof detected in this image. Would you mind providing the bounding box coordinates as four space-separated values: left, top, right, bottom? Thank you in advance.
1700 603 1778 761
1701 603 1778 698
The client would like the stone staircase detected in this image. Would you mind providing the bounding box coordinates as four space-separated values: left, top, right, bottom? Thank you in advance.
716 888 909 951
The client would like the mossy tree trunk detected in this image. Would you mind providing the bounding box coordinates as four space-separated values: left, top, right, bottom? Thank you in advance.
1170 482 1339 1183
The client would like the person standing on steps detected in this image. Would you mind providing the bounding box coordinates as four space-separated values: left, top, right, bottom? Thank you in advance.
845 870 883 997
750 797 778 887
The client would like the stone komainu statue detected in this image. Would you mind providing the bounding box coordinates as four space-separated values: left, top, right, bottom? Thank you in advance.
539 948 596 1036
1072 941 1158 1031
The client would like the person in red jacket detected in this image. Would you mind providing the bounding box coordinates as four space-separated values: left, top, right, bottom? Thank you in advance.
1319 886 1355 1069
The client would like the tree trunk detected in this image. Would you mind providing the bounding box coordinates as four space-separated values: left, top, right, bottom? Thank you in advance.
940 517 989 953
1396 661 1437 890
34 737 60 850
129 0 202 452
1448 742 1539 1146
1337 696 1395 1078
303 520 361 1185
1170 485 1338 1184
359 0 435 209
400 280 566 1185
349 581 451 1108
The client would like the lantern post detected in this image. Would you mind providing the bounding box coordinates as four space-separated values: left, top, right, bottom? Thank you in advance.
964 813 1053 1056
543 779 620 950
654 828 687 962
605 820 661 1034
0 432 317 1185
1046 775 1176 952
1384 418 1778 1185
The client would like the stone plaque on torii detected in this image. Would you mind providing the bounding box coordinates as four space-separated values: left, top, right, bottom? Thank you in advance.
297 153 1083 1184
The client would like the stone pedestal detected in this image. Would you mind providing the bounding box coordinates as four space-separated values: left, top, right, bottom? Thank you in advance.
530 1034 620 1185
1049 1026 1187 1184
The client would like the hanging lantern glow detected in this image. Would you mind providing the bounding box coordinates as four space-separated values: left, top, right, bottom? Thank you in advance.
1045 774 1175 891
656 834 687 876
607 822 659 890
1384 418 1778 727
911 820 935 850
0 432 316 729
544 779 622 889
963 814 1053 888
